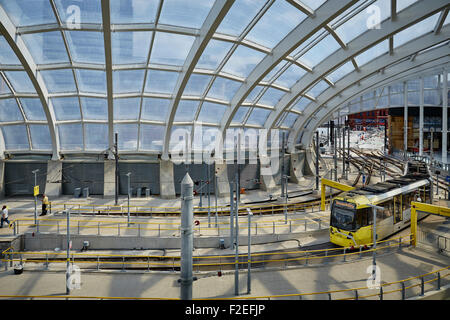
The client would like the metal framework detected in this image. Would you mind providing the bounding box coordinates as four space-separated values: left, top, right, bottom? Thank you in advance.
0 0 448 158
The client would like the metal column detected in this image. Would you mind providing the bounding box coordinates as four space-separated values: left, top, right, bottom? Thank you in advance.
180 173 194 300
404 81 408 158
315 130 319 190
419 77 424 156
114 133 119 205
442 70 448 164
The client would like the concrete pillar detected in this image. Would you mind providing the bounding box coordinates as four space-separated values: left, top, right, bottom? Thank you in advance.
0 161 4 199
214 162 229 198
442 70 448 164
289 151 306 183
44 160 62 197
419 77 424 156
259 155 277 192
103 160 116 197
160 159 176 199
303 148 315 176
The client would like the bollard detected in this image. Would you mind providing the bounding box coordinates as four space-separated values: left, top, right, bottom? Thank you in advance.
45 254 49 269
289 221 292 233
158 224 161 237
304 220 307 231
401 282 406 300
118 224 120 236
379 286 383 300
97 256 100 271
420 277 424 296
359 246 362 259
180 173 194 301
328 293 332 300
318 219 321 230
437 272 441 290
37 220 40 233
354 290 358 300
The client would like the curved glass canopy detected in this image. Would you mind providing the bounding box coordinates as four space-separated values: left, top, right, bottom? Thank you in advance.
0 0 448 157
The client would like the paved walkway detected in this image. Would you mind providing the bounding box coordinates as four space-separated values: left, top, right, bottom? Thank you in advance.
0 246 447 300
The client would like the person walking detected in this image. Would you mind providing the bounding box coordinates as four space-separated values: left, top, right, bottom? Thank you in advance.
1 205 9 228
40 194 49 216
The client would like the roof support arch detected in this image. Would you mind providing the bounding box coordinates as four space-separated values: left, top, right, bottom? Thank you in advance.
218 0 358 136
264 0 449 136
162 0 235 159
0 5 60 159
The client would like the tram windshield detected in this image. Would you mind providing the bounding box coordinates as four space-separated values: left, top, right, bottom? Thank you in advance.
331 200 356 231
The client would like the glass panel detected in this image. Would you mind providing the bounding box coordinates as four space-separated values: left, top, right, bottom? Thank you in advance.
300 0 327 11
174 100 199 122
407 91 419 105
184 74 212 96
22 31 69 65
197 102 226 123
327 61 354 83
263 61 286 82
114 124 138 150
85 123 108 150
245 86 264 103
258 87 285 106
281 112 298 127
159 0 214 29
145 69 179 94
407 79 420 91
232 106 249 124
0 36 20 65
246 107 271 126
80 97 108 120
150 32 195 66
111 31 152 64
362 91 374 100
55 0 102 25
0 99 23 122
221 45 265 78
4 71 35 93
394 14 440 48
424 90 440 105
76 69 106 94
390 83 404 93
141 98 170 122
196 40 233 70
40 69 77 93
245 0 307 49
139 124 165 151
207 76 241 101
195 126 220 151
354 40 389 66
217 0 264 36
169 125 192 150
65 31 105 64
20 98 46 121
396 0 419 13
110 0 158 24
275 64 307 88
114 98 140 120
376 95 388 108
29 124 51 150
51 97 81 121
424 75 439 89
335 0 391 44
58 123 83 150
0 75 11 95
0 0 55 26
390 93 404 105
291 97 312 112
299 34 341 68
1 125 29 149
306 80 329 98
113 69 145 94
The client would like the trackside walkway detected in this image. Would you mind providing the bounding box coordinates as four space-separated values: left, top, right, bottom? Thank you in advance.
0 246 448 300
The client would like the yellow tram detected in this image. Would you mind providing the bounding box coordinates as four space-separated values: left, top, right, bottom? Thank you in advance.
329 173 432 248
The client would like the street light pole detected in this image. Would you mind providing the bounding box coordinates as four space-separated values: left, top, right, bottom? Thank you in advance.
368 204 383 283
32 169 39 224
66 209 71 295
114 133 119 206
126 172 131 227
246 208 253 294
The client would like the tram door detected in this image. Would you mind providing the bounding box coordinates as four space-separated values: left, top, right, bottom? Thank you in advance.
394 195 402 224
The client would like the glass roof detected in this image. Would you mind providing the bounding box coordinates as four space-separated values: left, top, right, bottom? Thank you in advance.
0 0 447 155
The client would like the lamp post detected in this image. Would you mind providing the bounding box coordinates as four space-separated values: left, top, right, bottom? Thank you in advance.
32 169 39 225
66 209 71 295
126 172 131 227
368 204 383 283
246 208 253 294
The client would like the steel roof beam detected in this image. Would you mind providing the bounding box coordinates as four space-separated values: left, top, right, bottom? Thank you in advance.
264 0 449 135
0 5 60 159
162 0 235 159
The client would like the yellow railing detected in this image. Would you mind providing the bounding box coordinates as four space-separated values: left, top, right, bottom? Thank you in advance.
1 234 412 270
0 265 446 301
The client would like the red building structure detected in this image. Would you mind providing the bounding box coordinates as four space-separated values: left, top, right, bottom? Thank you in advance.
347 109 388 130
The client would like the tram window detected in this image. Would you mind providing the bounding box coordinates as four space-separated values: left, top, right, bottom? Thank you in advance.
356 208 370 228
382 201 393 218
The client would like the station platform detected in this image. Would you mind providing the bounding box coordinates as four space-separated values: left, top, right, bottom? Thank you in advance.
0 245 447 300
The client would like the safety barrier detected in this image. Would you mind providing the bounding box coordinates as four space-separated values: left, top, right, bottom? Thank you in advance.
1 234 412 272
8 212 330 238
0 264 446 300
46 198 325 217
